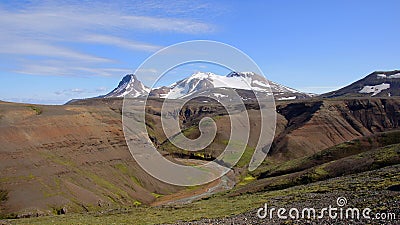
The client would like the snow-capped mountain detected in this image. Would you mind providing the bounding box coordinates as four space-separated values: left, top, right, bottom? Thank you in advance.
149 71 311 100
322 70 400 98
104 72 312 100
104 74 150 98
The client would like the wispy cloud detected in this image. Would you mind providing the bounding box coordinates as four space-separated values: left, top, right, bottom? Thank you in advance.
0 38 112 63
55 87 108 96
95 87 108 92
3 97 67 105
298 86 341 94
55 88 85 95
80 35 162 52
119 15 214 33
14 61 133 77
0 1 216 77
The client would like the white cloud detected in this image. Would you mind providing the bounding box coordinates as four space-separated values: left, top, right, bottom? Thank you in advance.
0 39 112 63
95 87 108 92
119 15 214 33
0 2 214 36
0 1 216 77
80 35 162 52
15 62 133 77
55 87 109 96
3 97 67 105
298 86 341 94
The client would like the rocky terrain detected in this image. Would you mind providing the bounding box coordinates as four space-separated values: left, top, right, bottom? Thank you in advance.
0 96 399 222
156 97 400 164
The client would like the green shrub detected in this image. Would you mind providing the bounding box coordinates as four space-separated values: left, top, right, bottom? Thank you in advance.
28 106 42 115
0 190 7 202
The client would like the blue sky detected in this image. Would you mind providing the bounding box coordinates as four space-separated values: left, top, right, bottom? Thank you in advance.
0 0 399 104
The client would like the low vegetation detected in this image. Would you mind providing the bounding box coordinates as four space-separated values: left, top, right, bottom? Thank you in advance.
253 130 400 179
6 130 398 223
28 105 42 115
0 190 7 202
231 141 400 195
10 164 400 224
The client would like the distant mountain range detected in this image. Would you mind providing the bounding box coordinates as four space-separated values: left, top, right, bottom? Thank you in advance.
103 71 312 100
103 69 400 101
322 70 400 98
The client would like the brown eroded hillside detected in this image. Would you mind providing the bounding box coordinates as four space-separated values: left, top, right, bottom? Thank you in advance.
0 97 399 218
0 100 183 217
271 97 399 161
149 97 399 163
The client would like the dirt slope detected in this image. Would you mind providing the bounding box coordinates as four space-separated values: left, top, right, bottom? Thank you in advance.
0 97 399 218
271 98 399 160
0 101 182 217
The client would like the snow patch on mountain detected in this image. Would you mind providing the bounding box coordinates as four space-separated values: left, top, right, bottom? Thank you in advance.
359 83 390 96
156 71 310 99
213 93 228 98
277 96 297 101
158 71 269 99
377 73 400 79
268 80 300 94
391 73 400 78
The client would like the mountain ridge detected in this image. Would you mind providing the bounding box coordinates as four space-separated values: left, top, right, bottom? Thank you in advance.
104 71 312 100
322 70 400 98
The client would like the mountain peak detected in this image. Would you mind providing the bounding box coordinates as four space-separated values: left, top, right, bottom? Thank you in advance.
117 74 137 87
104 74 150 98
